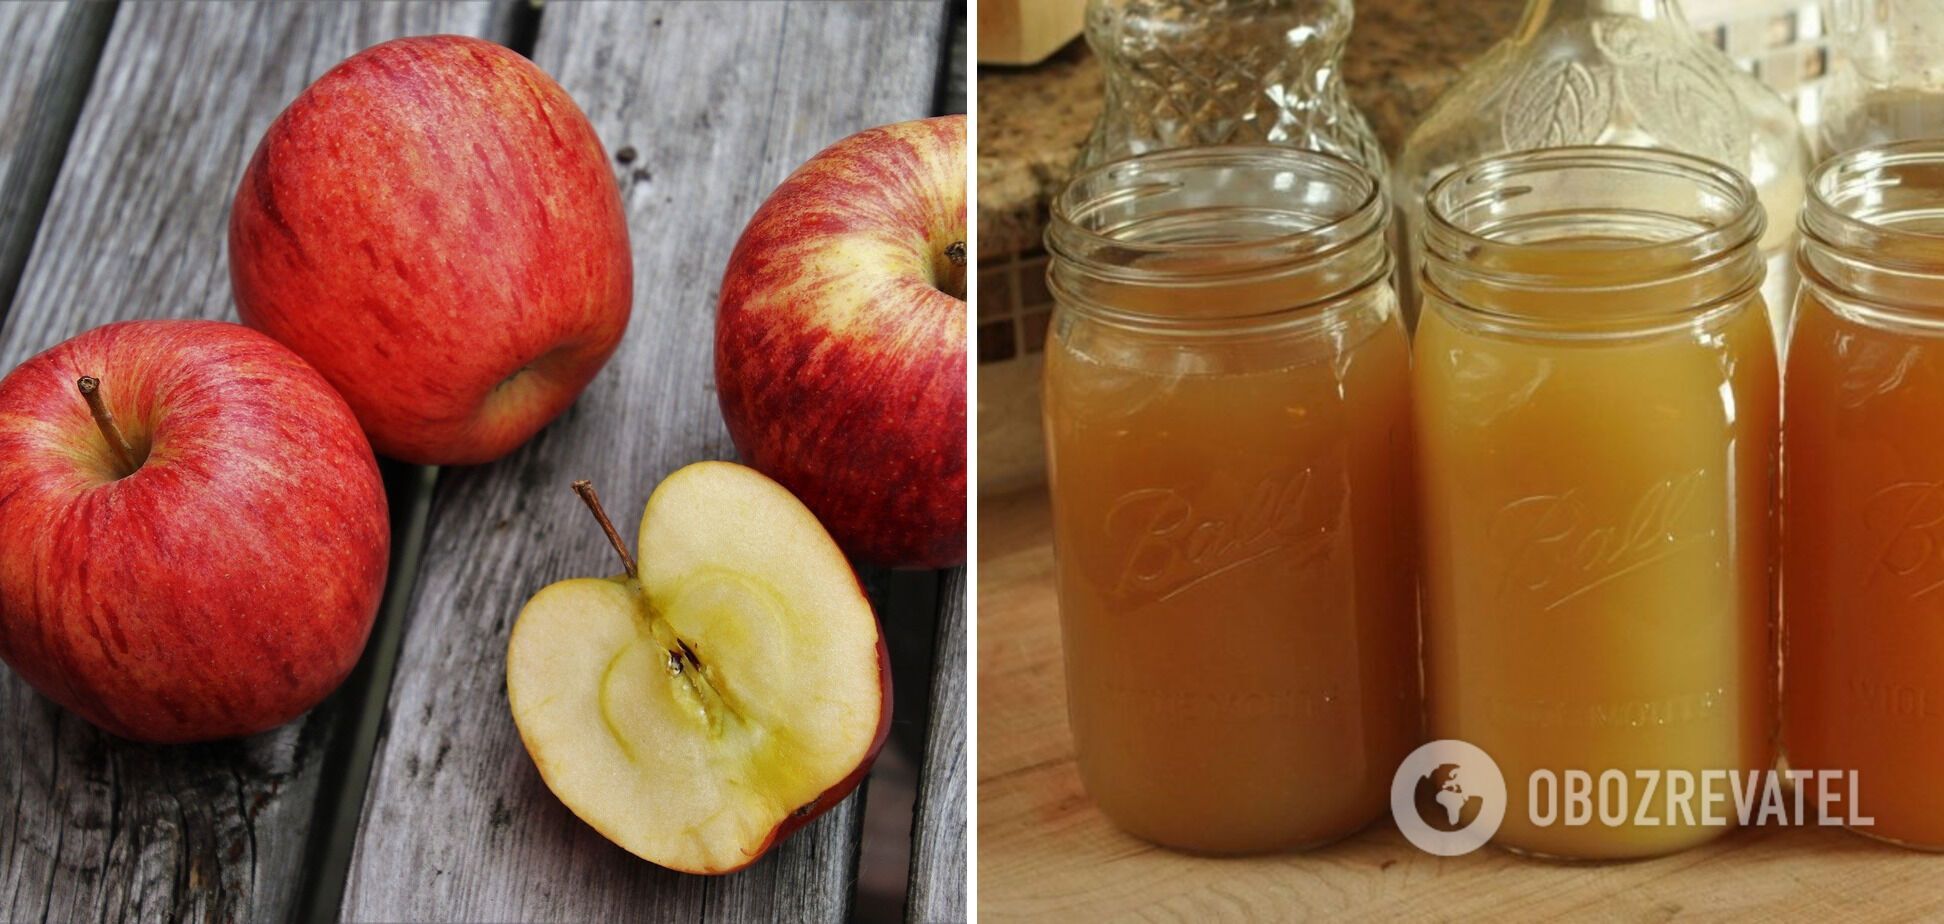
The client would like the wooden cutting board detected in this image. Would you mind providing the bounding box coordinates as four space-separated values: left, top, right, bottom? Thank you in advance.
977 488 1944 919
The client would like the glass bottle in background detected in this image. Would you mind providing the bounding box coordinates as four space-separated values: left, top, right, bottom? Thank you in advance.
1415 148 1778 859
1394 0 1808 341
1074 0 1385 177
1044 149 1417 853
1818 0 1944 159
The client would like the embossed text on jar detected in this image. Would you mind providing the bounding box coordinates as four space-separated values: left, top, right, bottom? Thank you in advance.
1414 147 1778 861
1044 148 1419 854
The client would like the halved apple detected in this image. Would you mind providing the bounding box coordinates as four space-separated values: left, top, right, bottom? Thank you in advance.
506 462 890 874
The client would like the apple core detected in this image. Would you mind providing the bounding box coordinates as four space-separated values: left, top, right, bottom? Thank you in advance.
572 481 781 742
507 465 889 873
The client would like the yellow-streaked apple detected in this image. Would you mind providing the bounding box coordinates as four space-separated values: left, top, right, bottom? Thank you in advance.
506 463 890 873
715 115 966 569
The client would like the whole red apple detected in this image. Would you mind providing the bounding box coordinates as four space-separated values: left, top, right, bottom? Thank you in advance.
715 115 966 569
0 320 389 743
229 34 631 465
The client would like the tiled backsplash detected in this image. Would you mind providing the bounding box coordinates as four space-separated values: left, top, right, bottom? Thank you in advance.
1697 0 1831 123
976 249 1052 365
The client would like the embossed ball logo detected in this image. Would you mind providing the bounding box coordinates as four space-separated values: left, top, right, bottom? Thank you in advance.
1391 739 1507 856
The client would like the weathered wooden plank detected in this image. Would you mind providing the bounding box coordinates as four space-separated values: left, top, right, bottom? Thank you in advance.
936 0 967 117
294 461 441 924
0 1 114 320
907 566 967 924
907 16 966 915
339 2 948 920
0 0 505 365
0 5 503 923
856 567 940 921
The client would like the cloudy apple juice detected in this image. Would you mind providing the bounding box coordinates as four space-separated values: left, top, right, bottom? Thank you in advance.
1043 149 1419 854
1414 149 1778 859
1785 142 1944 848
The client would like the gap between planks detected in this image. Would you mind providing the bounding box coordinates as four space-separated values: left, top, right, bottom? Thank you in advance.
294 8 544 922
0 1 117 324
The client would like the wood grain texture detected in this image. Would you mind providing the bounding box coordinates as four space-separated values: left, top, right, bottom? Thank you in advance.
978 489 1944 921
0 1 114 319
907 566 967 923
338 3 947 921
0 5 501 923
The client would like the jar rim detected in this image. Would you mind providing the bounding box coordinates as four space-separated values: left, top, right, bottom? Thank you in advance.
1423 146 1763 280
1045 146 1389 328
1420 146 1765 334
1797 140 1944 329
1801 139 1944 270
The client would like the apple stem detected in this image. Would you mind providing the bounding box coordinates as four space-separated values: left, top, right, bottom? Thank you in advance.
571 479 638 580
76 376 139 476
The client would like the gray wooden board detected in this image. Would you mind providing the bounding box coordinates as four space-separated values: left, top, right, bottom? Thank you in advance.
339 2 950 920
906 567 966 924
910 15 966 918
0 1 114 321
0 3 72 196
0 4 502 922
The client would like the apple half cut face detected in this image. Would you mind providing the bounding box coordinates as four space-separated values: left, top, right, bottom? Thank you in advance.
506 462 889 874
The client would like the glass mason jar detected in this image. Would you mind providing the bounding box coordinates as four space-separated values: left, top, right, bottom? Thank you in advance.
1074 0 1385 177
1415 148 1778 860
1043 148 1418 853
1818 0 1944 159
1394 0 1808 342
1785 141 1944 850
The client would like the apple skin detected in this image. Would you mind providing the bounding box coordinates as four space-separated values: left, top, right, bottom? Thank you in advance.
0 320 390 743
715 115 966 569
229 34 631 466
724 614 891 872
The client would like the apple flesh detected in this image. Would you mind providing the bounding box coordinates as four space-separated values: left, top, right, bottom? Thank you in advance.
229 34 632 465
715 115 966 569
0 319 389 742
506 463 889 873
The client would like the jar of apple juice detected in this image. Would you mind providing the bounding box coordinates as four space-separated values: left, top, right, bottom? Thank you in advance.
1043 148 1421 854
1786 141 1944 849
1414 148 1778 859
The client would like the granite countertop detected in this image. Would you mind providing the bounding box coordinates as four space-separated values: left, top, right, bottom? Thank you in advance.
976 0 1522 260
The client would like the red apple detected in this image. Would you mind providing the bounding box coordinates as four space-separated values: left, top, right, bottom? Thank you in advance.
0 320 389 743
715 115 966 569
228 34 631 466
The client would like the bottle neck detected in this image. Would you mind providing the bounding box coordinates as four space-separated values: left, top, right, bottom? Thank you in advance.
1516 0 1688 39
